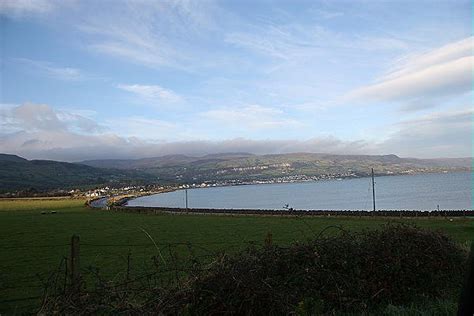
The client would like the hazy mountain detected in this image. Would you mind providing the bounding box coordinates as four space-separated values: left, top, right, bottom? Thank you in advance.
80 153 471 183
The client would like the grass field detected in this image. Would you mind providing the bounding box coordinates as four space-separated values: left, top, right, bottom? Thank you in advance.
0 198 473 314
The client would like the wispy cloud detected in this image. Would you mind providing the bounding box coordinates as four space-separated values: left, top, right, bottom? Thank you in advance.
118 84 183 104
77 1 217 69
0 0 57 16
310 9 344 20
226 23 409 61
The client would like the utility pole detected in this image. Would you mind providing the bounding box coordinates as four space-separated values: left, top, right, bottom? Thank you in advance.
371 168 376 212
185 188 188 209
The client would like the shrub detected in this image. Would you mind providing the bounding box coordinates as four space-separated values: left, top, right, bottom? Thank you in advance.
175 224 467 314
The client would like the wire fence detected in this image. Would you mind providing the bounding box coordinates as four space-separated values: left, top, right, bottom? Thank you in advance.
0 232 286 313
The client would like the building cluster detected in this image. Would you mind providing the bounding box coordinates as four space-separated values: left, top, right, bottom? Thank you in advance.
80 185 165 198
216 163 293 175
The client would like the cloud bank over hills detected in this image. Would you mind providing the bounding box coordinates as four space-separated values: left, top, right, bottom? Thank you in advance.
1 102 471 161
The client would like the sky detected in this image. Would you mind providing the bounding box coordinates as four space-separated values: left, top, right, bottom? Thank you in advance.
0 0 472 161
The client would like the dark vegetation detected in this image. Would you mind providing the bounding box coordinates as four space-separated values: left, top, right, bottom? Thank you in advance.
0 154 153 193
41 224 467 315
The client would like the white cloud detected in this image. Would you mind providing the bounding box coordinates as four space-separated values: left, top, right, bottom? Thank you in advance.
1 102 104 134
347 37 473 106
383 37 472 80
201 105 302 130
118 84 182 104
350 56 471 101
0 103 185 160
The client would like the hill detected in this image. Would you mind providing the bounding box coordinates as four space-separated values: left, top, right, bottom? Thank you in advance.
80 152 471 183
2 153 469 192
0 154 153 192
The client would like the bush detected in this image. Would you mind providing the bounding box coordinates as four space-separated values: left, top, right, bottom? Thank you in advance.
175 224 467 315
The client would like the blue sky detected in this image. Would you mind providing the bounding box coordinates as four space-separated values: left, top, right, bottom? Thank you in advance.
0 0 472 161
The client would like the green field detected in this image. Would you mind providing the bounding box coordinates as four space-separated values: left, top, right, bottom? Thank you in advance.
0 198 473 314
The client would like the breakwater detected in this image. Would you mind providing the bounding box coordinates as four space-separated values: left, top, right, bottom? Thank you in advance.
108 206 474 217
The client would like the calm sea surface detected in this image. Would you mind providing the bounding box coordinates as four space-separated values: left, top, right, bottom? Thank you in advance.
126 172 472 210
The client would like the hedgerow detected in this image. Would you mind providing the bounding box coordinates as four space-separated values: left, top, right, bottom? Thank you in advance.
42 224 467 315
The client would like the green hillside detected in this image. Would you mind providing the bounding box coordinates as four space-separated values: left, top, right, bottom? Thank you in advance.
0 154 154 192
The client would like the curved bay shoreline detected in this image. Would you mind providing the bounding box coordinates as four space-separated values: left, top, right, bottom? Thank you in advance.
90 171 472 212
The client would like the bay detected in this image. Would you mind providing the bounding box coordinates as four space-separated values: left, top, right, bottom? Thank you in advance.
126 172 472 210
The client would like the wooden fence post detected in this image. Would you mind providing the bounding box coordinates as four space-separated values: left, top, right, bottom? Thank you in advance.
70 234 80 292
264 232 273 247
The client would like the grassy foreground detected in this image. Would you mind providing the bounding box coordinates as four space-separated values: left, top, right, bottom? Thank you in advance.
0 198 473 314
